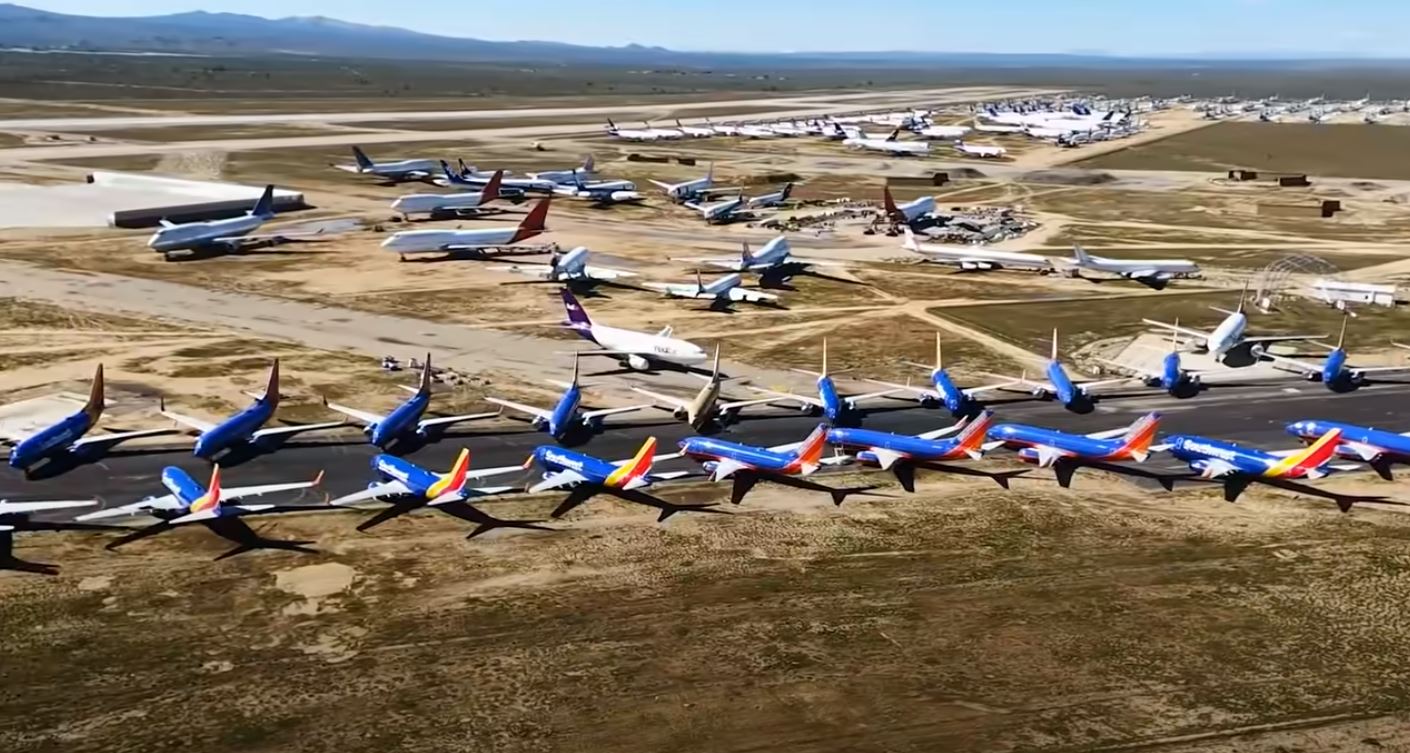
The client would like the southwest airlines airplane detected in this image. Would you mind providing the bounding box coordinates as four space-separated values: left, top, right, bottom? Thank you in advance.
864 333 1018 416
78 464 322 527
987 412 1162 487
1285 419 1410 478
487 356 648 442
522 437 700 520
324 355 500 450
748 339 900 425
678 424 854 505
1156 428 1350 502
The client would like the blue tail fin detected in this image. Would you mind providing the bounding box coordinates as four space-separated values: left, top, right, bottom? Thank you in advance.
351 146 373 171
560 288 592 330
250 184 275 219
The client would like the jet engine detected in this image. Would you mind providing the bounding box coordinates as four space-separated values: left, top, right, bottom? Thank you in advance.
626 354 651 371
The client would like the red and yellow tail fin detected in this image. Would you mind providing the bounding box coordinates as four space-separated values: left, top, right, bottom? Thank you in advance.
957 411 994 455
1118 412 1161 460
1266 428 1342 477
428 448 472 498
605 437 656 487
789 424 828 474
190 464 223 513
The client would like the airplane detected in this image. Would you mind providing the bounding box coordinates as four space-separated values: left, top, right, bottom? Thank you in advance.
651 165 715 202
323 354 500 450
986 412 1161 487
862 332 1018 416
559 288 709 371
882 187 936 225
642 121 685 140
145 185 309 256
436 159 540 195
161 359 345 461
675 119 715 138
390 169 504 218
1156 428 1351 502
902 227 1051 272
333 146 440 182
678 424 856 505
500 246 637 285
380 198 551 260
523 436 701 520
972 122 1026 134
676 235 845 281
554 174 642 205
684 195 747 224
1252 317 1410 391
747 339 901 425
1142 285 1325 362
914 124 972 140
630 345 781 430
707 118 743 137
1285 419 1410 478
842 127 931 156
643 271 779 310
826 409 994 477
953 140 1007 158
993 330 1132 410
605 118 672 142
1098 324 1205 397
0 499 96 530
767 121 808 137
1059 245 1201 287
746 182 794 210
527 155 596 184
737 124 780 139
487 356 648 442
328 448 545 537
3 364 173 473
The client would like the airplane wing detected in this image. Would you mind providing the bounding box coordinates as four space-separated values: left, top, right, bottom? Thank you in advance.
582 265 637 280
75 495 182 521
1077 377 1136 392
529 469 589 493
1141 318 1211 340
1256 351 1322 376
417 411 502 430
0 499 96 515
1027 444 1076 467
649 180 674 190
1096 357 1160 381
70 426 176 449
505 264 553 278
746 386 825 409
486 397 552 422
717 396 786 413
169 507 274 525
426 485 520 506
916 418 971 441
161 408 217 434
323 401 386 426
330 479 413 506
1244 333 1328 346
786 256 849 267
630 387 689 410
708 457 750 481
249 420 346 441
844 386 905 404
676 257 746 271
580 405 649 423
221 476 322 503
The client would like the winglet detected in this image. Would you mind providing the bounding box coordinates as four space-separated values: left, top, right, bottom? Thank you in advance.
83 362 105 424
510 198 551 243
605 436 658 488
311 470 325 488
481 169 504 203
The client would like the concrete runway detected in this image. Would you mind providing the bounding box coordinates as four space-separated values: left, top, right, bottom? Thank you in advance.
5 377 1408 519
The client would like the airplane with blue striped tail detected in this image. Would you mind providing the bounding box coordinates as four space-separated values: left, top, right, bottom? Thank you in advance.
3 364 175 475
524 436 708 520
987 412 1162 488
863 332 1019 416
1155 427 1356 503
329 448 548 537
678 424 868 506
486 355 650 443
747 339 902 425
1253 316 1410 392
991 329 1132 412
1285 419 1410 479
826 410 1020 491
324 354 501 451
1098 322 1207 398
160 359 346 461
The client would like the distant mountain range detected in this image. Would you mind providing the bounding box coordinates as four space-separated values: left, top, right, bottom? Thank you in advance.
0 3 1402 68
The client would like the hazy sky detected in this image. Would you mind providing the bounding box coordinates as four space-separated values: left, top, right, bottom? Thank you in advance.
17 0 1407 56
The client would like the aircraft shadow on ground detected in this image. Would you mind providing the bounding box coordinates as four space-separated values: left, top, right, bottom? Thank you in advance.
0 521 125 575
546 484 728 522
1173 475 1405 511
729 470 890 507
20 443 194 481
105 509 321 560
889 461 1029 493
351 496 554 538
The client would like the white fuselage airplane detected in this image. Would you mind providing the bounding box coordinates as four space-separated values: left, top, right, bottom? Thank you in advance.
843 128 931 156
915 124 972 140
737 125 780 139
707 120 742 137
902 228 1051 272
679 235 844 278
882 187 935 224
528 155 595 185
146 184 287 254
390 170 503 218
380 199 551 259
605 119 670 142
747 183 793 209
645 272 778 307
1062 245 1201 284
334 146 440 181
1142 289 1325 361
954 140 1007 158
675 120 714 138
554 177 642 205
686 195 746 224
560 289 708 370
504 246 636 283
652 166 714 202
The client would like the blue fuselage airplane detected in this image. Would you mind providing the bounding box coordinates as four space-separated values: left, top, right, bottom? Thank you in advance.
1163 429 1343 481
752 340 897 424
527 437 667 494
998 330 1128 410
486 358 645 442
827 410 994 469
4 364 171 471
324 355 499 449
161 359 344 459
1286 419 1410 468
989 412 1160 467
1256 318 1409 391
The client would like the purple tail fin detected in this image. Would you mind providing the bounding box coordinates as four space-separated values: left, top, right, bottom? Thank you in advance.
560 288 592 330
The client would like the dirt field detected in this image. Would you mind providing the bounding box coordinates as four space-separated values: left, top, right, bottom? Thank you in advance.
1077 122 1410 181
5 471 1410 753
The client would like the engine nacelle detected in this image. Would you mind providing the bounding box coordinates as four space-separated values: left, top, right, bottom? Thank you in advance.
919 395 941 409
531 416 548 430
1015 448 1043 465
626 354 651 371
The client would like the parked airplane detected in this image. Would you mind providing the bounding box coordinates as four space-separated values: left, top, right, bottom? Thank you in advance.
987 412 1161 486
882 187 936 225
685 195 747 224
737 124 780 139
437 159 540 194
555 175 642 205
863 333 1017 416
79 464 320 524
334 146 440 181
643 121 685 140
843 127 931 156
748 340 901 424
527 155 595 184
1156 428 1349 501
675 119 714 138
678 424 851 505
1142 285 1324 362
902 228 1052 272
328 449 542 537
146 185 305 256
488 356 648 442
1060 245 1201 286
1099 325 1204 397
707 119 742 137
631 346 779 430
652 165 715 202
560 288 709 371
678 235 844 280
747 182 794 209
1253 317 1410 390
390 169 504 218
380 198 551 260
501 246 636 284
523 437 698 520
827 410 994 475
3 364 173 472
644 271 779 309
954 140 1007 158
914 124 972 140
161 360 344 460
995 330 1131 410
323 355 500 449
1285 419 1410 477
605 118 672 142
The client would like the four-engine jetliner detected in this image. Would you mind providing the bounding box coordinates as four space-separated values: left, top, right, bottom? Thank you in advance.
863 333 1016 415
335 146 440 182
381 198 551 259
747 182 794 209
995 330 1131 410
555 175 642 205
502 246 636 284
146 185 303 256
644 271 779 309
1158 428 1350 501
1061 245 1201 287
1285 419 1410 478
324 355 500 449
843 127 931 156
685 195 746 224
954 140 1007 158
903 228 1052 272
78 464 322 526
678 425 853 505
631 346 780 430
883 188 936 225
560 289 708 371
1142 285 1324 362
1253 317 1410 391
652 165 715 202
748 339 901 424
487 356 648 442
161 359 345 460
391 169 504 218
987 412 1161 486
3 364 173 472
524 437 698 520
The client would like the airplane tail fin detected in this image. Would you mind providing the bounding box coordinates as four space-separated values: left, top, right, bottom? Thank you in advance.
509 198 551 243
821 338 829 377
1071 244 1091 265
740 240 753 265
83 362 105 423
351 146 374 171
191 464 224 513
605 117 618 131
882 186 901 219
901 226 921 251
780 182 793 202
1336 315 1348 350
250 184 276 219
443 448 472 495
440 160 459 184
710 343 721 381
1272 428 1343 477
608 436 658 488
886 127 900 142
955 410 994 457
1237 280 1249 314
560 288 593 330
1051 329 1060 362
1117 412 1162 461
481 169 504 203
787 424 829 475
417 353 433 395
934 332 944 370
261 358 281 410
570 352 580 386
582 154 594 172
